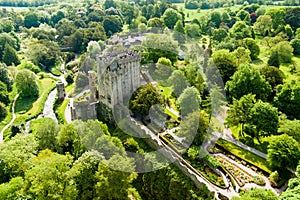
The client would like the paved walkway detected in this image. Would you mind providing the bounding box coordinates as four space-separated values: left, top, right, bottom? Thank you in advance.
0 94 19 144
131 118 239 200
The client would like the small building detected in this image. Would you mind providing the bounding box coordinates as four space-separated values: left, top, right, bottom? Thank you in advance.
56 82 65 100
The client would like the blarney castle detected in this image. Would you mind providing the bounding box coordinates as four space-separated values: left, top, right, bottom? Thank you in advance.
70 50 142 122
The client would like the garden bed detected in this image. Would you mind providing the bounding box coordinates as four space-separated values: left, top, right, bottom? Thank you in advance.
215 155 265 187
214 139 272 175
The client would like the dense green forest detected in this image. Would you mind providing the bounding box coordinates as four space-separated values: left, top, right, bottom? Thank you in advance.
0 0 300 199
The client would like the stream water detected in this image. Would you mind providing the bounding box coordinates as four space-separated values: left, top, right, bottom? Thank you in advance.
25 88 58 133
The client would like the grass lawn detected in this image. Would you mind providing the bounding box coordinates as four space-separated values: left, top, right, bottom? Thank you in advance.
217 138 272 174
55 98 70 124
174 3 241 21
14 77 56 124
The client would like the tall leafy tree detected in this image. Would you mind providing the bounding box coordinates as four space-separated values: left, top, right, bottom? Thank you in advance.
226 64 272 101
177 86 201 116
210 49 238 83
168 70 188 96
69 150 104 200
267 134 300 170
94 155 137 199
0 64 12 91
0 81 9 105
274 81 300 119
249 101 279 143
279 119 300 142
173 20 185 43
0 102 7 120
162 8 181 29
24 12 39 28
241 38 260 60
254 15 273 36
15 69 39 98
129 83 164 117
226 94 256 137
0 134 38 177
2 43 20 66
34 118 59 151
23 150 77 200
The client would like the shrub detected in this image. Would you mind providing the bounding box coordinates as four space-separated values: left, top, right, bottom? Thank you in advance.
0 102 7 120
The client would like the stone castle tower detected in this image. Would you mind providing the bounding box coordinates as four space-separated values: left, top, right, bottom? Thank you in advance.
96 51 142 121
71 50 142 122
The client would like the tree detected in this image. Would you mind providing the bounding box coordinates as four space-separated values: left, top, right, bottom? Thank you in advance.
274 81 300 119
177 87 201 116
0 134 37 177
210 49 238 83
176 110 209 146
0 81 9 105
268 41 293 66
142 33 179 63
57 123 83 159
0 64 12 91
226 64 272 101
147 17 165 28
268 48 280 67
104 0 116 9
15 69 39 98
82 22 106 48
173 20 185 43
232 188 278 200
168 70 188 96
51 10 65 25
267 134 300 170
285 7 300 30
24 12 39 28
23 150 77 200
241 38 260 60
0 177 23 199
212 28 228 43
102 16 122 37
254 15 272 36
260 66 284 91
63 29 84 53
232 21 253 40
87 41 101 60
290 39 300 55
226 94 256 137
279 119 300 142
94 155 137 199
0 102 7 120
184 24 201 38
280 164 300 199
266 8 285 30
2 43 20 66
155 57 173 80
29 40 61 69
129 83 164 117
209 11 222 28
79 55 95 74
162 8 181 29
249 101 279 142
69 150 104 200
34 118 59 151
232 46 251 66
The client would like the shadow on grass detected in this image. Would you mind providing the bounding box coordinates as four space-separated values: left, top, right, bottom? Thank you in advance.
15 96 38 114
